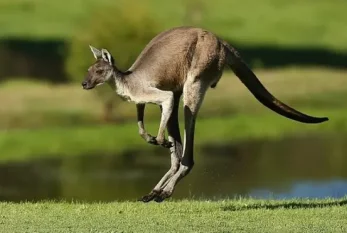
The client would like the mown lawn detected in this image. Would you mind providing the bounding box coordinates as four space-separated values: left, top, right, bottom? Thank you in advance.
1 198 347 232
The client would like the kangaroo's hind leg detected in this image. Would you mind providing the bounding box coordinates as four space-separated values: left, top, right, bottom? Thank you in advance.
140 92 183 202
154 78 209 202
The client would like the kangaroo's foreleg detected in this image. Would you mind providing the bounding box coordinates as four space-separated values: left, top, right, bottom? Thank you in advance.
136 88 174 148
136 103 158 145
140 92 183 202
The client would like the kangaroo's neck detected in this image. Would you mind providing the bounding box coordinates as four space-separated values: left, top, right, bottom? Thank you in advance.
106 67 124 89
107 67 135 102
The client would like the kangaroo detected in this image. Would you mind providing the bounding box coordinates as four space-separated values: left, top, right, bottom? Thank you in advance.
82 26 329 202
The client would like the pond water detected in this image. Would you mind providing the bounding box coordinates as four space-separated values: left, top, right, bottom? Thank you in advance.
1 134 347 202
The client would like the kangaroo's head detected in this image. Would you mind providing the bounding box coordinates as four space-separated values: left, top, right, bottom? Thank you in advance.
82 45 115 90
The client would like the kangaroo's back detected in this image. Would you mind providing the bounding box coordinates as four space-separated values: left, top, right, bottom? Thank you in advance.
128 26 226 91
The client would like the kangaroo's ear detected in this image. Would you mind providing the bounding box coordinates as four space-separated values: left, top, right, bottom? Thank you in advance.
89 45 102 59
101 48 115 65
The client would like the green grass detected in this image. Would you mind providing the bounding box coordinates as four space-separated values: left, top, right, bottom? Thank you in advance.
1 0 347 51
1 198 347 232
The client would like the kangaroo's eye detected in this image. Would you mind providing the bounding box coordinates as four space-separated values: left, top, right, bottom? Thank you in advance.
96 69 104 74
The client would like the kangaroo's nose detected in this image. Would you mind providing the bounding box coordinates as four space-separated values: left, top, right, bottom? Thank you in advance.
81 81 87 88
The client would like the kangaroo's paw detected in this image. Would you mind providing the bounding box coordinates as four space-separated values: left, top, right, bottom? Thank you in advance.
145 134 159 146
144 135 172 148
156 137 173 149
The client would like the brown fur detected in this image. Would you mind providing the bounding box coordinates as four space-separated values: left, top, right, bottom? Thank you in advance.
128 27 225 91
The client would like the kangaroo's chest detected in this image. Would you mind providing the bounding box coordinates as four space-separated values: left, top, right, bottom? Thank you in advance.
116 86 132 102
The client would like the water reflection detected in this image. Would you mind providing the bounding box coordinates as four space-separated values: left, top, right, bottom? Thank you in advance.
0 133 347 202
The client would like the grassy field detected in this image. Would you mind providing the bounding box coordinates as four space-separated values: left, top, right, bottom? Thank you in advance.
1 0 347 51
1 198 347 232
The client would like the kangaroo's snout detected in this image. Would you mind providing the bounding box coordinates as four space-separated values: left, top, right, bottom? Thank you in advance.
81 81 89 89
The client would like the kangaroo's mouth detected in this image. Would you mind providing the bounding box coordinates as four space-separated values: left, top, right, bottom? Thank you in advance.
82 81 96 90
82 84 95 90
82 80 105 90
83 86 95 90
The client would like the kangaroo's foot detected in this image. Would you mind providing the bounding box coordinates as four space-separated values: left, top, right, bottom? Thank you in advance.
139 190 161 203
153 190 172 203
139 189 173 203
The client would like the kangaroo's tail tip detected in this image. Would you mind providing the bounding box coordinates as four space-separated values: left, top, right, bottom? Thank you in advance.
310 116 329 124
320 117 329 122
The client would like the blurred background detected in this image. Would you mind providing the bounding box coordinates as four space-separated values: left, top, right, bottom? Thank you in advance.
0 0 347 202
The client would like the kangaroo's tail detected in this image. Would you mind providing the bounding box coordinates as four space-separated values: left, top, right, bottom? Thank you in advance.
223 42 328 124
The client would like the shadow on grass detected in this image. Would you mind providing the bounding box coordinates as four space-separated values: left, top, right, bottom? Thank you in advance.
222 199 347 211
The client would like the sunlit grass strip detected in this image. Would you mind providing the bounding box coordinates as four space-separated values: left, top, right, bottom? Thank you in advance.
1 197 347 233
